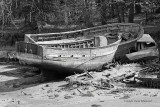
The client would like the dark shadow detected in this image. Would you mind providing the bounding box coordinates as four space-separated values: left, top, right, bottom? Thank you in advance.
0 63 42 92
41 68 76 82
0 63 74 93
0 74 44 92
0 64 40 78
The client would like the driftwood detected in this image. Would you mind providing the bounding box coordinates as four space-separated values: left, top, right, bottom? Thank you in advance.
66 71 112 89
65 63 144 90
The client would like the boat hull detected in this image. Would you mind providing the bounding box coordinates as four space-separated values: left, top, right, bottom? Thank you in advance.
117 47 158 63
16 38 120 73
25 23 144 60
41 53 115 73
17 50 116 73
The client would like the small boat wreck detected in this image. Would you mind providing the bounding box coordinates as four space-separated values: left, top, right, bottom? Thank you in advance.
16 23 144 73
117 34 159 62
24 23 144 57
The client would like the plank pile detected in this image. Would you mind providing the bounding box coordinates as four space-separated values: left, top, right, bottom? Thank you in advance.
66 63 142 89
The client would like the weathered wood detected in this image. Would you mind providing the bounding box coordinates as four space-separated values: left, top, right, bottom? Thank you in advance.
16 23 143 73
125 47 158 61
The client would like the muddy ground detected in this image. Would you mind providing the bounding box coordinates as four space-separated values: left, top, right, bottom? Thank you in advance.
0 62 160 107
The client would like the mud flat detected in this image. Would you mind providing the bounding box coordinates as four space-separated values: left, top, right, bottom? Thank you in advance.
0 63 160 107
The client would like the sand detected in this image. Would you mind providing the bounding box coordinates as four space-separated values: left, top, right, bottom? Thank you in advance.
0 63 160 107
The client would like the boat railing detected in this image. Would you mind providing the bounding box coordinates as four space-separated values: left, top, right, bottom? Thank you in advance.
25 23 144 43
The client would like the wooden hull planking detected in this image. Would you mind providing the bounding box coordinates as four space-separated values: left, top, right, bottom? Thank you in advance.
118 47 158 63
42 53 116 73
125 47 158 61
16 39 120 72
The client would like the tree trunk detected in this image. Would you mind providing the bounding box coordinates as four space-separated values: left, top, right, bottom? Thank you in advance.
128 1 134 23
121 2 125 22
96 0 108 25
39 0 44 10
64 6 69 25
117 6 121 23
117 2 125 23
83 0 94 27
145 11 148 25
101 0 108 25
110 0 114 18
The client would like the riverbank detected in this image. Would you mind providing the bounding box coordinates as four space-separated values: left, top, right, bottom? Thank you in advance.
0 63 159 107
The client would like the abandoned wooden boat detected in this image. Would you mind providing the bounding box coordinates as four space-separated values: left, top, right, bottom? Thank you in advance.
117 34 159 62
16 34 121 73
24 23 144 59
16 23 144 73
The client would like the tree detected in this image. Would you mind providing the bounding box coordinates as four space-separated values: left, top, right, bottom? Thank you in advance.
128 0 134 23
96 0 108 25
82 0 94 27
116 1 125 23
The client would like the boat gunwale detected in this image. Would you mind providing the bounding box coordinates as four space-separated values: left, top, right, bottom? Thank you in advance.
26 23 143 36
25 23 144 50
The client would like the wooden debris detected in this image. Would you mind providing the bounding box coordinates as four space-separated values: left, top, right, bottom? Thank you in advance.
65 63 143 90
84 70 94 78
103 63 116 69
21 91 31 96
